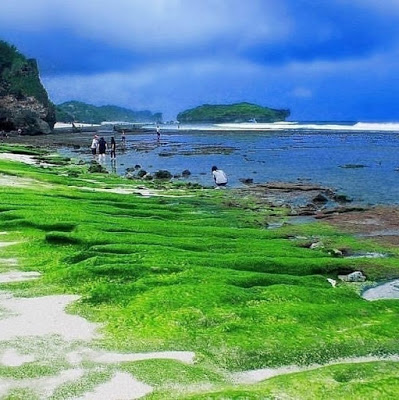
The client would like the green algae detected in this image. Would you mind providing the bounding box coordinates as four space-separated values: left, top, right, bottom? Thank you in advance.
0 144 398 398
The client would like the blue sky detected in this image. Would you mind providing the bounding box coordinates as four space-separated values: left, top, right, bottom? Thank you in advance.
1 0 399 121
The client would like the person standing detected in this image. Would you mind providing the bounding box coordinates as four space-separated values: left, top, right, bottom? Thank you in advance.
156 125 161 141
211 166 228 188
98 137 107 158
121 130 126 147
110 137 116 160
90 135 99 156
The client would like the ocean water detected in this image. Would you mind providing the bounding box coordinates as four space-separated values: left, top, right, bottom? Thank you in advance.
78 122 399 206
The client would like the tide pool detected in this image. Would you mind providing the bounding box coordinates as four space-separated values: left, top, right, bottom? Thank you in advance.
67 127 399 205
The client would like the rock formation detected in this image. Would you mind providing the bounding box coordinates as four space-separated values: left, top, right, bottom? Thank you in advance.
0 41 55 135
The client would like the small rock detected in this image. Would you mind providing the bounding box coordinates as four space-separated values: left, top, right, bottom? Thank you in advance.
327 278 337 287
339 164 367 169
239 178 254 185
329 248 343 257
310 241 324 250
333 194 352 203
182 169 191 176
338 271 366 282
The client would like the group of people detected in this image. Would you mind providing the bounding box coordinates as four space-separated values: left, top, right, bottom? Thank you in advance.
91 135 116 159
89 132 228 188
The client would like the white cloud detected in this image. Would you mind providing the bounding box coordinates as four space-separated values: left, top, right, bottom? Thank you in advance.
0 0 290 51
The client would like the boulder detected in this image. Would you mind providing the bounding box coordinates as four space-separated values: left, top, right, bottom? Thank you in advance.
312 193 329 204
154 170 172 180
338 271 366 282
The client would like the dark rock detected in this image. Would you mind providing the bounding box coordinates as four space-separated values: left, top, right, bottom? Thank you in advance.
137 169 147 178
135 164 141 169
159 151 174 157
339 164 368 169
312 193 329 203
239 178 254 185
182 169 191 176
333 194 352 203
154 170 172 179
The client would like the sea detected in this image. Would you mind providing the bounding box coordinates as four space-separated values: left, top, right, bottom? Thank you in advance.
73 121 399 206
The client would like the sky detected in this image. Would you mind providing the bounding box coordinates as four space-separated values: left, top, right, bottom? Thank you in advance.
1 0 399 121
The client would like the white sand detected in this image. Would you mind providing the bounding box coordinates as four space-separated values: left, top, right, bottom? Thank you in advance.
54 122 101 129
74 372 153 400
0 368 85 398
0 348 35 367
0 174 43 188
0 153 38 165
0 270 40 283
0 258 18 266
79 185 191 197
66 349 195 365
0 251 194 399
233 355 399 384
0 152 53 168
0 241 20 248
0 294 99 341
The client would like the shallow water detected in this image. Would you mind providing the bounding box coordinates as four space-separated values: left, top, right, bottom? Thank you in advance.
362 279 399 300
66 128 399 205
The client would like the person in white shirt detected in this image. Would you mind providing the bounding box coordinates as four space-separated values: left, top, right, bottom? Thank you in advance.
90 135 99 156
211 166 228 188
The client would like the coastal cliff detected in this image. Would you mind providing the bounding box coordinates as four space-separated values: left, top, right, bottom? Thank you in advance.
177 102 290 123
0 41 55 135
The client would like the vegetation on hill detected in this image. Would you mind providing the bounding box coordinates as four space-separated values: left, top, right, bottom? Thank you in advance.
0 41 48 105
56 101 162 124
177 102 290 123
0 40 55 133
0 144 398 398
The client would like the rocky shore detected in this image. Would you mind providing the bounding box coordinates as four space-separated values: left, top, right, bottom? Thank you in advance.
3 131 399 249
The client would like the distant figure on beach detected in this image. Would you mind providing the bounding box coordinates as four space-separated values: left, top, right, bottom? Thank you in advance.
211 166 228 188
121 130 126 147
98 137 107 157
90 135 99 156
110 137 116 160
17 128 22 136
156 125 161 141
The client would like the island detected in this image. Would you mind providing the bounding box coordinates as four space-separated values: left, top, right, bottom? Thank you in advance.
177 102 290 123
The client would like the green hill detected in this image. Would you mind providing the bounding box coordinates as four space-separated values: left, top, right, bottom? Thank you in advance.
177 102 290 123
56 101 162 124
0 40 55 134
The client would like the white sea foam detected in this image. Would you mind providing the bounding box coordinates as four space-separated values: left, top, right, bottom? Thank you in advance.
159 121 399 132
